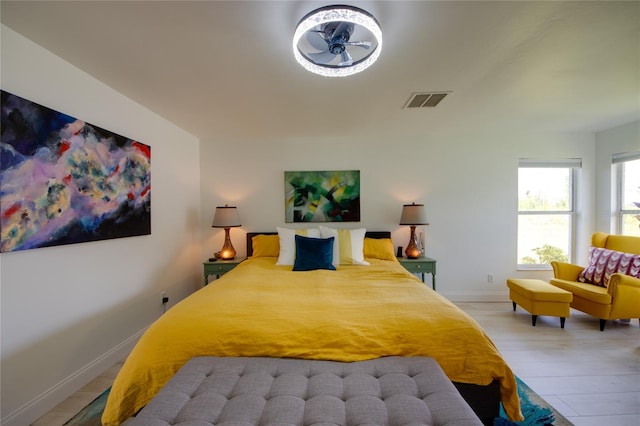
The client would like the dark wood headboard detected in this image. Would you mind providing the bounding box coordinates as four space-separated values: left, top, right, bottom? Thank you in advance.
246 231 391 257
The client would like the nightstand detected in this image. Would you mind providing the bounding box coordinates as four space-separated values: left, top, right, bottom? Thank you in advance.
398 257 437 291
203 258 245 284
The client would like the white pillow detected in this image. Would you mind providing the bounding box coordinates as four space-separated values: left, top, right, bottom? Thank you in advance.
276 227 321 265
319 226 369 266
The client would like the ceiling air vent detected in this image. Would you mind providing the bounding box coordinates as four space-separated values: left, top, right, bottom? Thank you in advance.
403 92 449 109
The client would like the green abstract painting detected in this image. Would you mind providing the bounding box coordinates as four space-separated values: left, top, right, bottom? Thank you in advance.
285 170 360 223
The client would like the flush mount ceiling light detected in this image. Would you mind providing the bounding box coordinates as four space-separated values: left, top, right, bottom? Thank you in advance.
293 4 382 77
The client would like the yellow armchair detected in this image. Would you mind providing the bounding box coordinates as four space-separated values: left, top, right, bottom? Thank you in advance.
550 232 640 331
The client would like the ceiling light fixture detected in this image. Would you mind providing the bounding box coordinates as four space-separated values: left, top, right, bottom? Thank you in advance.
292 5 382 77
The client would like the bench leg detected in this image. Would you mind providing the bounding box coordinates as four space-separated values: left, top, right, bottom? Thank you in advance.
560 317 566 328
512 301 516 311
531 315 537 326
600 319 606 331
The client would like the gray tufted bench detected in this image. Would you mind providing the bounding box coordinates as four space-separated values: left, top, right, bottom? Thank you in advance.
124 356 483 426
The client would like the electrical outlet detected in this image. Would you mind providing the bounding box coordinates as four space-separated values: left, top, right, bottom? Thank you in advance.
487 274 494 284
161 291 168 305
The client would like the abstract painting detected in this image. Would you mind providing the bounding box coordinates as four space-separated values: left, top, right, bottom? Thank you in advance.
285 170 360 222
0 90 151 252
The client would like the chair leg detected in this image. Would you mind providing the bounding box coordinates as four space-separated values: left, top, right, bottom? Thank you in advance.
512 301 516 311
599 319 606 331
532 315 537 326
560 317 566 328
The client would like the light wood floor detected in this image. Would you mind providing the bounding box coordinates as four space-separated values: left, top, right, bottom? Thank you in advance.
459 302 640 426
33 302 639 426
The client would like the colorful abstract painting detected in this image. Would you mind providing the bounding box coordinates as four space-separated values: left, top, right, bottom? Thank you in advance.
0 90 151 252
285 170 360 223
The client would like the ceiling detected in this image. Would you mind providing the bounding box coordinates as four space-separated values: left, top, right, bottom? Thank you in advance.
1 1 639 142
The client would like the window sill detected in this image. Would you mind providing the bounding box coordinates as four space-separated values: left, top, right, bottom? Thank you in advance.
517 264 553 271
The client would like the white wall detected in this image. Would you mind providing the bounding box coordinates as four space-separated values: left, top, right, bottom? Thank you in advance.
595 120 640 232
0 26 202 425
200 130 596 300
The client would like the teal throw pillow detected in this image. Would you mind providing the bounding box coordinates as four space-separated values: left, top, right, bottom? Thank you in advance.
293 235 336 271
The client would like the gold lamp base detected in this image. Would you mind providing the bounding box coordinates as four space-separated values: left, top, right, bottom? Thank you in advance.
217 227 236 260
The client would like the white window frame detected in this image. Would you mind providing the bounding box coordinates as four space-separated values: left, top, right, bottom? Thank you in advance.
613 151 640 236
517 159 581 270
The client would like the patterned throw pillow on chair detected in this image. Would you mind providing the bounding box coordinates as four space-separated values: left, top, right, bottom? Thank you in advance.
578 247 640 287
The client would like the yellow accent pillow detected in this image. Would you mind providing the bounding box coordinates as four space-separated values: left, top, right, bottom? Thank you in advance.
319 226 369 265
363 238 397 261
251 234 279 257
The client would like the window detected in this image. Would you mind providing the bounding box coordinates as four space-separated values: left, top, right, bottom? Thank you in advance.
517 159 580 269
613 153 640 237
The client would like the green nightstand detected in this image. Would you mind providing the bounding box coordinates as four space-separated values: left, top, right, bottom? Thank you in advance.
398 257 437 291
203 258 245 284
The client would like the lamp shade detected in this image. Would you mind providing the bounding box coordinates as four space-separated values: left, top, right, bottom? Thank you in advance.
399 203 429 225
212 205 241 228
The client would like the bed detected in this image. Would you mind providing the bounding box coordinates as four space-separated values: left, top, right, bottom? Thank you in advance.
102 230 522 425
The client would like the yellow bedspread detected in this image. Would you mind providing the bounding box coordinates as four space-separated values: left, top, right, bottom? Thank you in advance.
102 257 522 425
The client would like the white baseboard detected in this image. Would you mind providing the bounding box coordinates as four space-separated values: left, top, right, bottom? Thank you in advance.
440 290 511 303
1 327 146 426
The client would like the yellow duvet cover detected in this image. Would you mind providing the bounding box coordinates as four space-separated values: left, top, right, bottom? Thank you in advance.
102 257 522 424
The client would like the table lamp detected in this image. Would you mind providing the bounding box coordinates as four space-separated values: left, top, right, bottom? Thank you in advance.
399 202 429 259
212 205 241 260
